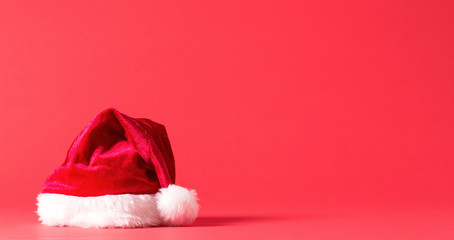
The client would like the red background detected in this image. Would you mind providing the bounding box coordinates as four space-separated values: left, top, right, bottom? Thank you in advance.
1 1 453 239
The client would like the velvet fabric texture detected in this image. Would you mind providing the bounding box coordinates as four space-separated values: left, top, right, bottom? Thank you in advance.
42 108 176 197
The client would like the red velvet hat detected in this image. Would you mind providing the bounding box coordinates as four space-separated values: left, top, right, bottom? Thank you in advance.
37 108 199 228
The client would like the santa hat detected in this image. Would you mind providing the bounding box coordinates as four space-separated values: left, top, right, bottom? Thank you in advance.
36 108 199 228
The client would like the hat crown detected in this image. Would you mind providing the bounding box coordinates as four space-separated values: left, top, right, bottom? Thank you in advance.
42 108 176 197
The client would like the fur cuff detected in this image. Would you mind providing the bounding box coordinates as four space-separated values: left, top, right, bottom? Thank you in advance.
36 185 199 228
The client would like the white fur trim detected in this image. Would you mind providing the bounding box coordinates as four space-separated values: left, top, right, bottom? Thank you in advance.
156 184 199 226
36 193 161 228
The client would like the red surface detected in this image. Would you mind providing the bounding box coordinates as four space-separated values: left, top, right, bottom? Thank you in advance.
1 0 454 239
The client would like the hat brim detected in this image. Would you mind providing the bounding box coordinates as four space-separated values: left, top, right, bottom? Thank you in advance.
36 184 199 228
37 193 162 228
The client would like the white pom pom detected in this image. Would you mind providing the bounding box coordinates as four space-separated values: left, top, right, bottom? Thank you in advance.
155 184 199 226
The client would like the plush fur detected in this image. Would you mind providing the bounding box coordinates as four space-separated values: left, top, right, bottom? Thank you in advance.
37 193 162 228
36 185 199 228
156 184 199 226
